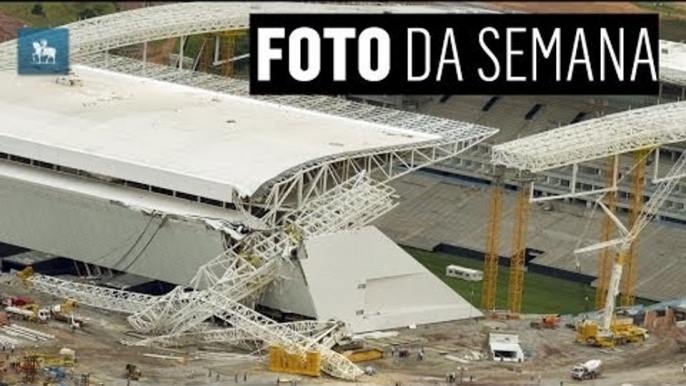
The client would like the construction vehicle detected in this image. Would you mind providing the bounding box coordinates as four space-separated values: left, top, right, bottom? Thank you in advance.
574 147 686 348
50 299 88 329
125 364 141 380
571 359 602 380
5 304 50 323
530 315 560 329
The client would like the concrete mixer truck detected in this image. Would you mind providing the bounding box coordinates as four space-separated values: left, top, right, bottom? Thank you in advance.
571 359 602 380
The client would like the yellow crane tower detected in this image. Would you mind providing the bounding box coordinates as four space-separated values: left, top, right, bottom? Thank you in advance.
198 30 248 77
621 149 649 307
507 181 532 314
596 156 618 310
596 150 649 310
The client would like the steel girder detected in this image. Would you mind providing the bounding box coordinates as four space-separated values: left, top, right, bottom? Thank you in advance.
0 2 493 70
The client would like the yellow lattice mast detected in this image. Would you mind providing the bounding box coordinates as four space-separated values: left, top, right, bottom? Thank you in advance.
219 30 247 77
596 156 618 310
199 33 215 74
481 167 504 311
621 149 649 306
507 181 531 314
198 30 247 76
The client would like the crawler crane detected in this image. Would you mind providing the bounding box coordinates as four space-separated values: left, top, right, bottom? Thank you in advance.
575 148 686 347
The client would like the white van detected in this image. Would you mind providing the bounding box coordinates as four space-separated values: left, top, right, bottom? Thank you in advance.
445 265 483 281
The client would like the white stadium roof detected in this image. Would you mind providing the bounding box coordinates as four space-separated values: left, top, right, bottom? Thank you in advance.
0 65 448 202
660 40 686 87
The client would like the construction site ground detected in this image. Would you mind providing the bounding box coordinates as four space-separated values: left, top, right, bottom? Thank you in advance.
1 273 684 386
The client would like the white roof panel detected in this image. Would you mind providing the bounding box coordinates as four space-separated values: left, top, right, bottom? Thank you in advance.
0 65 440 202
660 40 686 87
300 226 482 332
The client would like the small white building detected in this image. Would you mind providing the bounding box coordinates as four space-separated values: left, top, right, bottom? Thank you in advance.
488 332 524 363
445 265 483 281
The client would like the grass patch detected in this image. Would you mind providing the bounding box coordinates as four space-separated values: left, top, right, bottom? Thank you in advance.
405 246 653 315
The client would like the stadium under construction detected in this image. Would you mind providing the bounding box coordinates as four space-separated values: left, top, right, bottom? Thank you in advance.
0 2 685 385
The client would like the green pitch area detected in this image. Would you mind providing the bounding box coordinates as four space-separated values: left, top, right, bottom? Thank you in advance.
406 247 653 315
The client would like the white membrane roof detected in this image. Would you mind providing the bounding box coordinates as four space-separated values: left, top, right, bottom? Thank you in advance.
0 65 441 202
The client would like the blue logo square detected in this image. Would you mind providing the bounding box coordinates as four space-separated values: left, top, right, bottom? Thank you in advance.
17 28 69 75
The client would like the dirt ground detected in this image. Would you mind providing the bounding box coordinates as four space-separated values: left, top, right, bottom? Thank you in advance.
0 13 25 42
1 272 686 386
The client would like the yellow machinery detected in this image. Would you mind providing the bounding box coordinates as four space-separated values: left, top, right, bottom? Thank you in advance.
17 266 34 285
576 317 647 348
268 344 321 377
342 348 384 363
481 169 504 311
60 299 77 314
20 304 49 323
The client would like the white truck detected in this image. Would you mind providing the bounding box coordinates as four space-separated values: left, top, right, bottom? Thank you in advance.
5 305 50 323
571 359 602 380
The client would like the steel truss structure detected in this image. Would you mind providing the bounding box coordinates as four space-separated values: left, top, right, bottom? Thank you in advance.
0 2 491 70
22 172 394 380
492 101 686 174
123 320 342 349
0 3 502 380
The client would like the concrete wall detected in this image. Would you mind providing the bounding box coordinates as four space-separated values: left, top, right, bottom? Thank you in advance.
0 173 227 286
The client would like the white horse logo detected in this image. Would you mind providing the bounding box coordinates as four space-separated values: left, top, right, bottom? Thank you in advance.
31 39 57 64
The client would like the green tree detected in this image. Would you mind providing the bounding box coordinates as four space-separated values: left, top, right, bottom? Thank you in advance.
31 4 44 16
